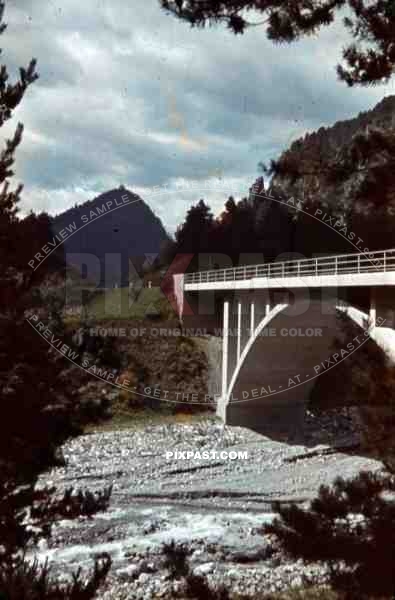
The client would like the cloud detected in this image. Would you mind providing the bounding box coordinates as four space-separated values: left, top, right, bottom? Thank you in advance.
1 0 394 232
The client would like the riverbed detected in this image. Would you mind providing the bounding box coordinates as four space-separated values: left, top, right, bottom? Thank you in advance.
34 414 383 599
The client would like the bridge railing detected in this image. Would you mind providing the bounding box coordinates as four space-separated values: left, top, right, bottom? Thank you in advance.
184 248 395 285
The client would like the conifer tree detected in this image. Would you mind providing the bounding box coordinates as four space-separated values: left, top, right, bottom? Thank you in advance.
266 471 395 599
160 0 395 86
0 3 111 596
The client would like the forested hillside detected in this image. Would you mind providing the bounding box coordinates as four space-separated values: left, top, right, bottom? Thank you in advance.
52 187 170 287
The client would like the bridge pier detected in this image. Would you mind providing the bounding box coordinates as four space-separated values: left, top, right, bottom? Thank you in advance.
218 293 339 442
370 287 376 325
225 396 307 444
221 300 229 401
250 301 255 335
237 301 242 361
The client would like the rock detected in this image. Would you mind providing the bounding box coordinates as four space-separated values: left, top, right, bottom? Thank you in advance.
116 564 140 581
141 519 162 534
172 580 183 594
193 562 215 576
291 575 303 588
227 568 239 578
226 543 273 563
138 572 150 584
191 548 205 560
139 559 156 573
37 538 48 551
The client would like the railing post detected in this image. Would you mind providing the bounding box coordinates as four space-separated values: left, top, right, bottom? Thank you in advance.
282 262 285 278
384 251 386 272
358 254 360 274
297 261 300 277
315 258 318 276
335 256 338 275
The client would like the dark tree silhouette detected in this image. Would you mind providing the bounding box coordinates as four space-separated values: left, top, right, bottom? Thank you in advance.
171 193 294 268
174 199 216 269
160 0 395 86
175 199 214 250
266 471 395 599
0 3 112 596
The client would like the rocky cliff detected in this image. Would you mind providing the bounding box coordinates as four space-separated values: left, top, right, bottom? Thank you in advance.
268 95 395 216
253 96 395 255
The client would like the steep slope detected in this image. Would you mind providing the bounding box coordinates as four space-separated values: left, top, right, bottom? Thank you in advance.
257 95 395 255
269 95 395 213
51 186 170 287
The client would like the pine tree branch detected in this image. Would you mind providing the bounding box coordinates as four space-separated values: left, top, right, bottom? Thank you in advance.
160 0 395 85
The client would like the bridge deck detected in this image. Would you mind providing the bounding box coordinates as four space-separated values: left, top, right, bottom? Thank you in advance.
183 248 395 291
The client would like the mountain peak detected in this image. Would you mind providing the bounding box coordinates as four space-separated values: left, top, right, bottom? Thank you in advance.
52 187 169 287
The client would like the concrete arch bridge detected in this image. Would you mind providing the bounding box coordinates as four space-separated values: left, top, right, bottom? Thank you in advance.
174 249 395 441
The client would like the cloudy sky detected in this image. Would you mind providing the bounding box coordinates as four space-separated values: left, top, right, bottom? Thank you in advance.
3 0 394 233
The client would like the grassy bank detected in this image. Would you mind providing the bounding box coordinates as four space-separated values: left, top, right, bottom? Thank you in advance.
82 285 176 321
84 408 217 433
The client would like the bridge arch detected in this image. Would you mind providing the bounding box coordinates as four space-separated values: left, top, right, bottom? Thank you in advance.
225 302 289 405
221 298 387 442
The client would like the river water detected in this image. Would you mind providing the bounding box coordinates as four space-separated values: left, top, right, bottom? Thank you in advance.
32 416 382 599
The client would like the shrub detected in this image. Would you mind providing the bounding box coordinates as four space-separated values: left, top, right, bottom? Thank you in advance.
31 485 113 523
162 541 229 599
266 471 395 599
162 540 190 579
0 479 113 600
0 553 111 600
